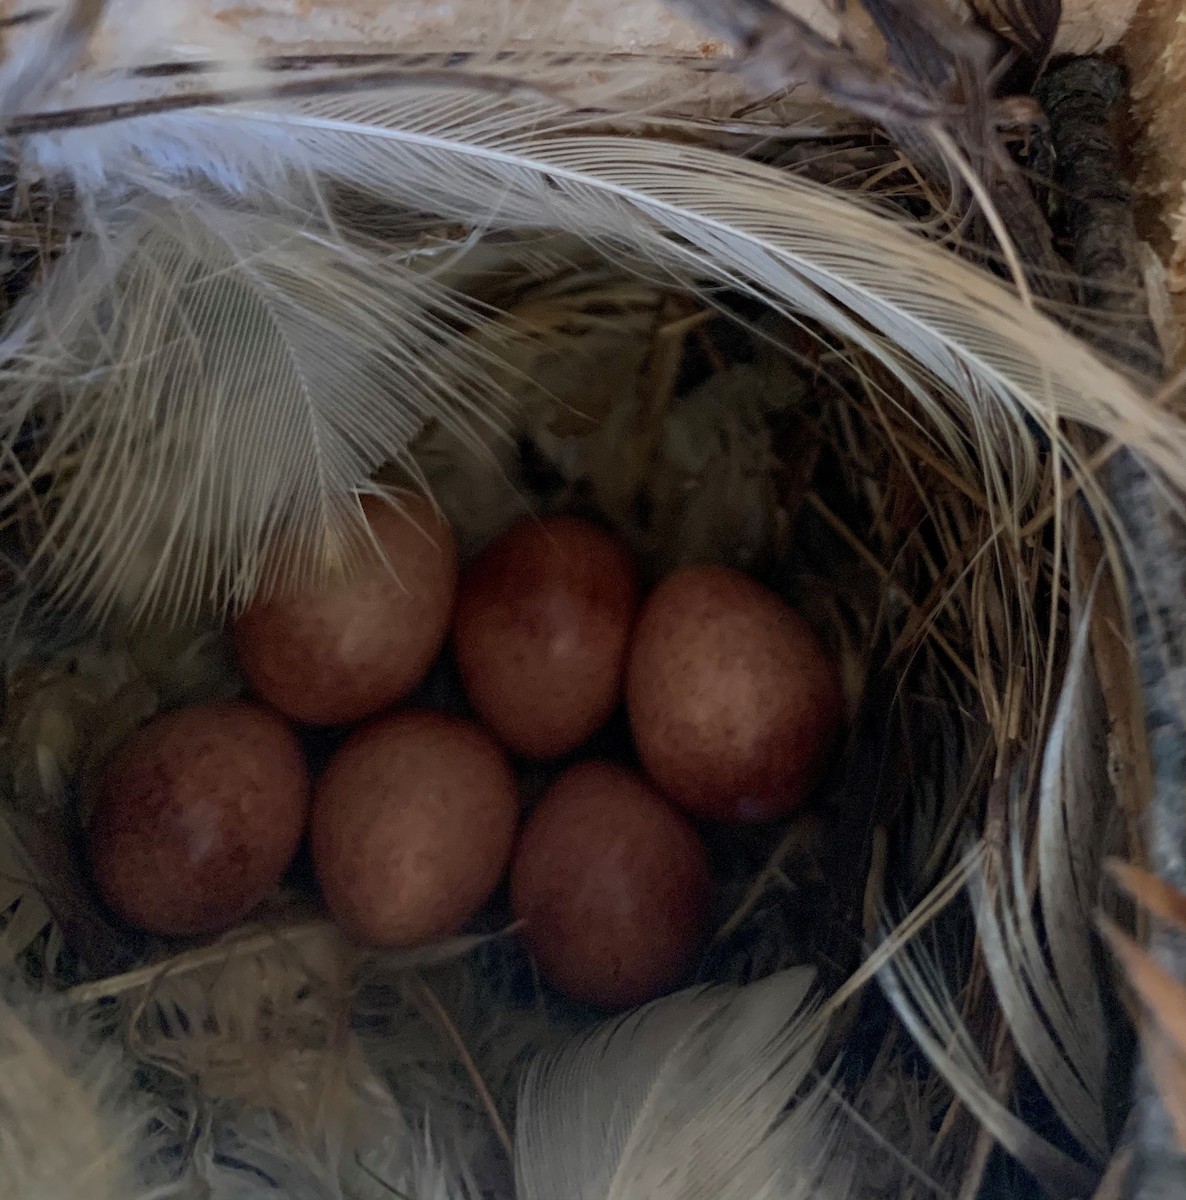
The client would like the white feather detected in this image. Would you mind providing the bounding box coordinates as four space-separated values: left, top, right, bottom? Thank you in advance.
0 72 1166 619
0 190 513 622
878 933 1098 1200
514 966 850 1200
153 87 1156 439
970 580 1112 1164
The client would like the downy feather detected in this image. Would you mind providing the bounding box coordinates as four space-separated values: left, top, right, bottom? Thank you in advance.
187 1093 478 1200
0 977 172 1200
514 966 850 1200
88 923 505 1198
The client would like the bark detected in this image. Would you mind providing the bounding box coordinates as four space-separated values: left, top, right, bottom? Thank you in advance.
1038 55 1186 1200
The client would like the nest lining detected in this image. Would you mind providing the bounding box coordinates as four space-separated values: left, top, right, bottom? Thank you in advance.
0 20 1177 1200
0 202 1146 1200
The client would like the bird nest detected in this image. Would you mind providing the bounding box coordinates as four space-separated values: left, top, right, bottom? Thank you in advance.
0 12 1184 1200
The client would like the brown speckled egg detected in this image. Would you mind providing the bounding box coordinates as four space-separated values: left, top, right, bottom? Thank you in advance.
310 710 518 946
510 760 712 1009
88 701 309 937
453 516 638 759
626 565 842 824
234 494 457 726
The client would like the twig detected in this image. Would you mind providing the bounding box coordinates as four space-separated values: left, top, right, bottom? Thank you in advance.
2 67 555 136
411 973 515 1163
804 491 979 689
355 1156 416 1200
0 9 54 31
712 813 823 943
63 920 339 1006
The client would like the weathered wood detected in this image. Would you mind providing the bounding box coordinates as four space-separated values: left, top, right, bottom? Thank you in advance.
1038 55 1186 1200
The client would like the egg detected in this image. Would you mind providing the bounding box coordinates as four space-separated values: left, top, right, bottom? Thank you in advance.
510 760 712 1009
88 701 310 937
234 493 457 726
626 564 842 823
310 710 518 946
452 516 638 759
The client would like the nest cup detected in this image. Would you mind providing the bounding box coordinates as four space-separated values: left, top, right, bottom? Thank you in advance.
0 26 1179 1200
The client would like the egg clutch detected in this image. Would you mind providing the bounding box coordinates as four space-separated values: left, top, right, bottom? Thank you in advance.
87 496 844 1011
